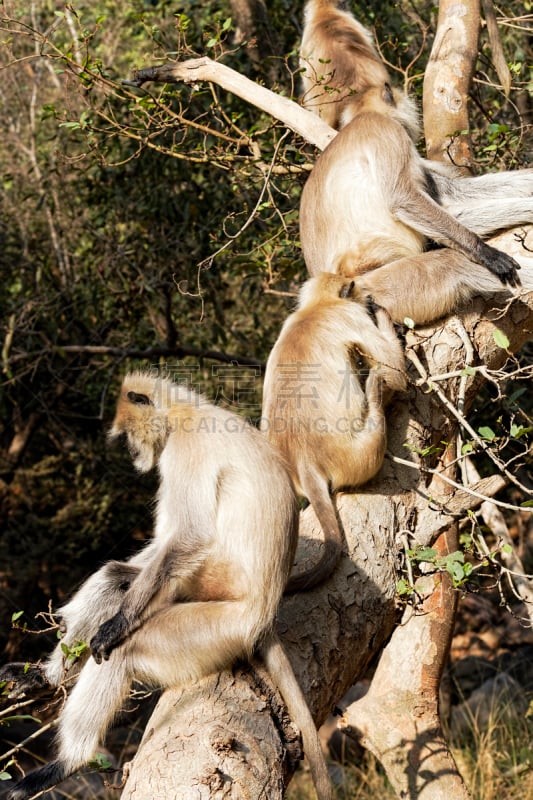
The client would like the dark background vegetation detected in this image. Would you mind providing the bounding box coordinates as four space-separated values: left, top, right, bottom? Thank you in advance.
0 0 531 667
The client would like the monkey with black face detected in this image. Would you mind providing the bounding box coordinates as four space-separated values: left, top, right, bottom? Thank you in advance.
262 274 406 591
3 372 332 800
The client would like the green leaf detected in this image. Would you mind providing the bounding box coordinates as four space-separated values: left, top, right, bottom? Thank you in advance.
396 578 412 596
510 423 532 439
409 547 437 562
459 532 473 548
493 329 510 349
89 753 113 770
478 426 496 441
446 561 467 584
11 611 23 623
443 551 465 564
60 640 88 662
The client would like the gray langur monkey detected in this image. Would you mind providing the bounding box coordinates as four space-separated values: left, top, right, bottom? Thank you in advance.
1 372 333 800
299 2 533 321
300 83 527 289
261 274 406 591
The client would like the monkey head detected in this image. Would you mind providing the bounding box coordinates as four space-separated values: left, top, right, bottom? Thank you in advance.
297 272 367 309
341 83 420 139
108 372 172 472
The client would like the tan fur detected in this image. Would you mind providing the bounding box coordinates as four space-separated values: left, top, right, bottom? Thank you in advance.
262 275 405 591
300 0 389 129
7 372 332 800
300 83 523 288
299 7 532 317
354 250 533 325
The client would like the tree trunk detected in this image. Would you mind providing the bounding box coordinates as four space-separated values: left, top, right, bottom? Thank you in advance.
423 0 481 167
228 0 281 82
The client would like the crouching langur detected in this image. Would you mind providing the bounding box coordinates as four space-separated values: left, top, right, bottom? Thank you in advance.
299 83 529 290
261 274 406 592
1 372 333 800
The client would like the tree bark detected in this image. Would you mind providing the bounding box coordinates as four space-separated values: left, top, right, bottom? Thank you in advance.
423 0 481 168
126 58 335 151
228 0 282 82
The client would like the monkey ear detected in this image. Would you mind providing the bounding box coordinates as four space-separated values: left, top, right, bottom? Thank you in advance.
383 83 395 106
127 391 153 406
339 280 355 299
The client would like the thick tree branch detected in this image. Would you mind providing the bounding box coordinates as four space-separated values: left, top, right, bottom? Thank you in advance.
422 0 480 167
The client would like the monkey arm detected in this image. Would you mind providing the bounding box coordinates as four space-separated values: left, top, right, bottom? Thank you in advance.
393 187 521 286
90 541 207 662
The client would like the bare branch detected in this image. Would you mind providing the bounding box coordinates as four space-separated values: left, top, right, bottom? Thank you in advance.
124 57 336 151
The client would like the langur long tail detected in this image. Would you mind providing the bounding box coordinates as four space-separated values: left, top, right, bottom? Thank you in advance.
260 634 333 800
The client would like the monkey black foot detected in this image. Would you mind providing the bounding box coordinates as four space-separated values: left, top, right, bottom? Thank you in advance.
6 760 67 800
0 663 49 699
364 294 381 323
480 245 521 287
90 611 129 663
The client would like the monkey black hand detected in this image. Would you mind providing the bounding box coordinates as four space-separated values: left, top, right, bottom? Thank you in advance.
90 611 129 663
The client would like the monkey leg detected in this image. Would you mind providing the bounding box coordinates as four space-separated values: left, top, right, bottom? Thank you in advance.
437 166 533 204
394 187 521 286
426 163 533 202
8 603 254 796
90 543 211 662
8 600 257 799
127 600 253 686
356 250 532 326
449 198 533 237
44 560 141 686
6 655 131 800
